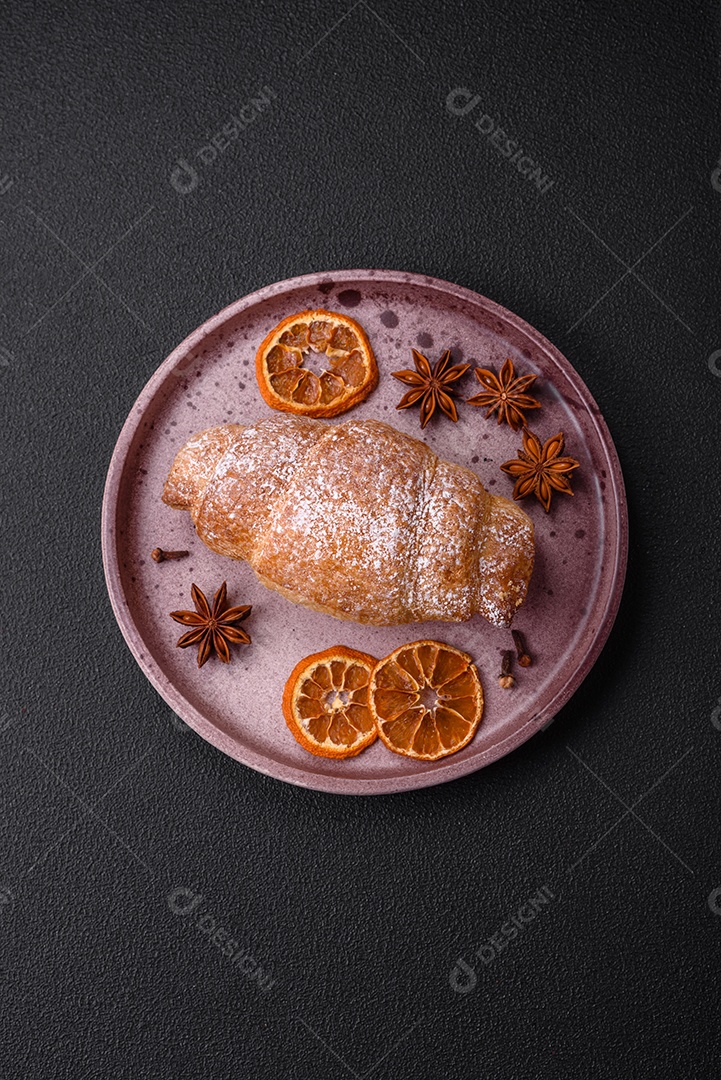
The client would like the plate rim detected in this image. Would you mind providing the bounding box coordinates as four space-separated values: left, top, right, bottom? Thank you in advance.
102 268 628 795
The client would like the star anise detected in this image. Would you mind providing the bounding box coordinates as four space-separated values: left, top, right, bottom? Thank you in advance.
392 349 470 428
169 582 251 667
467 357 541 430
500 429 580 513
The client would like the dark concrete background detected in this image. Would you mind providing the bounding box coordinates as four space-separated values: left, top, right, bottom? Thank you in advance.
2 1 720 1076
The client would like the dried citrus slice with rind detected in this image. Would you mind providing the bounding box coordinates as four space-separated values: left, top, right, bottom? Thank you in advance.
256 309 378 418
369 640 483 761
283 646 378 759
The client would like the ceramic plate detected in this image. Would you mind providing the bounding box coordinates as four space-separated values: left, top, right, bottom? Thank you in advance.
102 270 627 795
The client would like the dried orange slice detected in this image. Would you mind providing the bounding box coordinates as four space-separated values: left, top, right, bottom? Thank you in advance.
256 309 378 418
369 641 483 761
283 646 378 758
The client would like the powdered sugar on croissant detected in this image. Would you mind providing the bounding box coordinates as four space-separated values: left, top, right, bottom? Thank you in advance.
163 416 534 627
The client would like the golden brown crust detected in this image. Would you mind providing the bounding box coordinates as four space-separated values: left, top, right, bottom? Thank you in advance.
163 425 243 511
162 416 535 627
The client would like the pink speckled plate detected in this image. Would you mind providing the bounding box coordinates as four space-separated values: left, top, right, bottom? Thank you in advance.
102 270 627 795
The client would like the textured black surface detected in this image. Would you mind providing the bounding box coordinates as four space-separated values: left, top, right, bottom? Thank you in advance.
2 1 720 1076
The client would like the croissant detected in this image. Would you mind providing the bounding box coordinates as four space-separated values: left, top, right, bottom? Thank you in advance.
162 416 534 627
